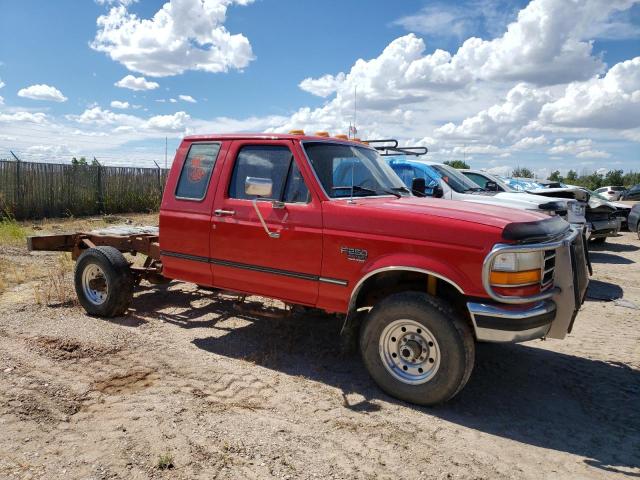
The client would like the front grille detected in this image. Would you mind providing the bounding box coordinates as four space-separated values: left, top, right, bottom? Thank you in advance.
542 250 556 290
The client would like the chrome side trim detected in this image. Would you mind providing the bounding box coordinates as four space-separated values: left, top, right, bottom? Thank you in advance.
348 266 465 313
160 250 348 286
482 228 579 304
319 277 349 286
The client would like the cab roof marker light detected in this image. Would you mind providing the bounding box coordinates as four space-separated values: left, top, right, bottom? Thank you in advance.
289 129 305 135
315 131 330 137
334 134 349 140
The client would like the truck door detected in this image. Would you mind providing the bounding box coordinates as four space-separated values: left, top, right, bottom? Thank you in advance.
210 140 322 305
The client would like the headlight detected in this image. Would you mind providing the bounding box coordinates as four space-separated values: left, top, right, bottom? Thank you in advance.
492 251 543 272
490 251 543 287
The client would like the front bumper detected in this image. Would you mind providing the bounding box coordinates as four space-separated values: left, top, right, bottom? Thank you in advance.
589 218 619 238
467 227 590 343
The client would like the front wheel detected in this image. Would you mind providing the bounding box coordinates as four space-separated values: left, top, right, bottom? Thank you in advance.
360 292 475 406
74 246 134 317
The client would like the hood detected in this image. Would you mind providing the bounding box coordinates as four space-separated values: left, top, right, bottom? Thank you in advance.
459 191 569 212
494 192 571 210
526 187 589 202
329 196 547 230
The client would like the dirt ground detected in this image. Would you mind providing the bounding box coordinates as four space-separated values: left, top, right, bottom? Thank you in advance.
0 215 638 479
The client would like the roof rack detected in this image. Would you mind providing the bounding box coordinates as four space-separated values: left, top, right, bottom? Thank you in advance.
363 139 428 157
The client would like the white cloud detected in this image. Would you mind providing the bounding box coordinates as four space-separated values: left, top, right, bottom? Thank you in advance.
91 0 255 77
144 111 190 131
299 0 639 109
178 94 196 103
435 83 552 140
17 84 68 102
0 79 5 89
115 75 159 91
0 96 3 106
512 135 548 149
548 138 611 158
0 111 48 123
540 56 640 130
110 100 130 109
299 73 346 98
169 98 177 103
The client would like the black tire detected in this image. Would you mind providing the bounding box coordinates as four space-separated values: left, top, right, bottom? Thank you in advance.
590 236 607 245
74 246 134 317
637 223 640 240
360 291 474 406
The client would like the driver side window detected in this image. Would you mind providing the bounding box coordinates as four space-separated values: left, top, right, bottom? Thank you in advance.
465 172 489 189
228 145 310 203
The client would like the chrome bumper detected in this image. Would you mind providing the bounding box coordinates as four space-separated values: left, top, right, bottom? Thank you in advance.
467 301 556 342
469 227 590 343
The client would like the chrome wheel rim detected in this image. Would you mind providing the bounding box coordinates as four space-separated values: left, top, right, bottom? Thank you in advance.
379 319 441 385
81 264 108 305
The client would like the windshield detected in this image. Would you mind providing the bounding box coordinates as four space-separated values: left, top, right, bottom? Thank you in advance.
303 142 409 198
430 164 482 193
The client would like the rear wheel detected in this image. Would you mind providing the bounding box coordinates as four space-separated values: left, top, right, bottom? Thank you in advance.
360 292 474 406
74 247 134 317
637 223 640 240
590 236 607 245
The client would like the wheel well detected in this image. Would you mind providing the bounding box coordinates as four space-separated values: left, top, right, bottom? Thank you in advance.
351 270 471 325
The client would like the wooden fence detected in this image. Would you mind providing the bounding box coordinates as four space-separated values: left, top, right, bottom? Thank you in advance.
0 160 169 220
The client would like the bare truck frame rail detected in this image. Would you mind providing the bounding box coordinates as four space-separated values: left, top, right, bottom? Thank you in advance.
28 226 166 284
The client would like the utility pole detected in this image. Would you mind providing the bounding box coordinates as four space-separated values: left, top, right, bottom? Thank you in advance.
9 150 20 162
165 137 168 169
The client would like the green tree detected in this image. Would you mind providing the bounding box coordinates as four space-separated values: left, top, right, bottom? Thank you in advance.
443 160 470 169
603 169 624 186
566 170 578 182
623 171 640 186
71 156 88 166
548 170 563 182
512 166 534 178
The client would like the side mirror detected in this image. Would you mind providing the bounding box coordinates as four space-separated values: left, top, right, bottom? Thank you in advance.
485 180 498 192
245 177 273 198
411 177 426 197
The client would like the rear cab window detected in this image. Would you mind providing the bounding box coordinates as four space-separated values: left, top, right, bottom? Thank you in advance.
175 143 221 200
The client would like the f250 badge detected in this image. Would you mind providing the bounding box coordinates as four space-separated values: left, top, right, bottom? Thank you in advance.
340 246 368 262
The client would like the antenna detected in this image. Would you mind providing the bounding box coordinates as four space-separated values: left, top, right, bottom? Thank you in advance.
348 86 358 139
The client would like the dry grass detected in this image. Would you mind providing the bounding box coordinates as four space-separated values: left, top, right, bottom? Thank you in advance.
33 254 76 307
0 217 27 246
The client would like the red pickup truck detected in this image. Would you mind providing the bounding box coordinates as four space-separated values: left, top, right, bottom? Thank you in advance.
29 133 590 405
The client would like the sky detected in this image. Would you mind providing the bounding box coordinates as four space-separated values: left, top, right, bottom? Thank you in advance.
0 0 638 178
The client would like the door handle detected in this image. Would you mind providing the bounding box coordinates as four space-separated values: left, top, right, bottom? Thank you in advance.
214 209 235 217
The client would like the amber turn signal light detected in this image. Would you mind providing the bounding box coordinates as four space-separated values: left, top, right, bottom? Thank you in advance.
490 269 541 286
